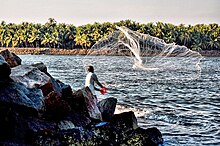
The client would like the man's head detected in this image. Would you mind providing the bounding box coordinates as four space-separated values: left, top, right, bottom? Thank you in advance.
88 65 94 73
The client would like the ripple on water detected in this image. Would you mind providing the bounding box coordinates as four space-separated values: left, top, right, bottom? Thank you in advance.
19 55 220 145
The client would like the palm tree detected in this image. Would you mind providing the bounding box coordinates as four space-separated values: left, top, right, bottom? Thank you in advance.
41 32 51 48
179 30 191 46
0 19 219 51
74 33 91 49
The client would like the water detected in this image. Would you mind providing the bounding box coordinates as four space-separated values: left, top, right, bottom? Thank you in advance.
91 26 202 81
19 55 220 145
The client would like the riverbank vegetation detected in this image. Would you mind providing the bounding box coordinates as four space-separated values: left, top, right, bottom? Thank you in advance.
0 18 219 51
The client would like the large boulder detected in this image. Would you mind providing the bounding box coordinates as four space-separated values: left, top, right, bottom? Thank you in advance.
31 62 47 73
68 87 102 120
31 62 73 97
108 111 138 143
0 55 11 83
44 91 71 121
93 112 163 146
34 127 112 146
10 65 56 96
64 113 91 128
10 65 51 89
0 49 21 67
125 127 164 146
42 90 92 127
91 111 137 142
0 106 57 145
111 111 138 130
97 97 117 121
0 81 44 114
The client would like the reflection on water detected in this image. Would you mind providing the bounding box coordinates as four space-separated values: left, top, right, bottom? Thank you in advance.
20 55 220 145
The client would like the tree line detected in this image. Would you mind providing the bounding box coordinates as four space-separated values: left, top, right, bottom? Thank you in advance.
0 18 219 51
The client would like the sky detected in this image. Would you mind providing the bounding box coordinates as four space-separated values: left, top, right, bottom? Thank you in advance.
0 0 219 26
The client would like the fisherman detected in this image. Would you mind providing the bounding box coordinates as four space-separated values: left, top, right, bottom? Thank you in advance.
85 65 107 120
85 65 107 96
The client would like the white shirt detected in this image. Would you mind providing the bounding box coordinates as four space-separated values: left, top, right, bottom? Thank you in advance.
85 72 99 95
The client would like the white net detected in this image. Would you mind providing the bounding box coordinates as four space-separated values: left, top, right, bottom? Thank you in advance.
91 26 202 70
83 26 203 88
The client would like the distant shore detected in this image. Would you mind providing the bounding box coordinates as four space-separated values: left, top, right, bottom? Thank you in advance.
1 47 220 57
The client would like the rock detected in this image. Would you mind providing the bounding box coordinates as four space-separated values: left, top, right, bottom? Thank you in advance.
44 91 71 121
111 111 138 130
93 112 163 146
0 81 44 114
103 111 138 144
143 127 164 146
31 62 73 97
0 55 11 83
40 80 55 96
0 106 56 145
58 120 75 130
34 128 113 146
66 88 88 115
70 87 102 120
18 117 57 144
125 127 163 146
31 62 47 73
64 113 91 128
91 111 138 145
10 64 58 96
11 52 22 66
0 49 21 67
92 123 117 144
97 97 117 121
58 80 73 97
0 104 16 141
27 117 56 133
10 65 51 89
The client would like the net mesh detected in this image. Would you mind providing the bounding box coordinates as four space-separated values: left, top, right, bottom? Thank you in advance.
84 26 203 81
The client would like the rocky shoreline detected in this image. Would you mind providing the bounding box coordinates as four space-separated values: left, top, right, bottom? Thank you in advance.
0 49 163 145
1 47 220 57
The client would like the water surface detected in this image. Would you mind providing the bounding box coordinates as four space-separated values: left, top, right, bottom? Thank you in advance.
19 55 220 146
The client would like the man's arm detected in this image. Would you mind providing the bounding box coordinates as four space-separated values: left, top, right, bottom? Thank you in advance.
96 81 103 88
93 74 103 89
94 86 100 91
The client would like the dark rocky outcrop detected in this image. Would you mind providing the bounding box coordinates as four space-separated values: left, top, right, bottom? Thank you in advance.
34 128 113 146
0 106 57 145
44 91 71 121
31 62 48 73
11 65 51 89
67 87 102 120
97 97 117 121
10 62 72 97
0 55 11 83
0 82 44 114
121 127 163 146
111 111 138 130
92 112 163 145
64 112 91 128
32 62 73 97
0 50 163 145
0 49 21 67
65 87 90 115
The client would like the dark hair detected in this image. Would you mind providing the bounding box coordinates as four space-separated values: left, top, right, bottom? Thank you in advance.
88 65 94 73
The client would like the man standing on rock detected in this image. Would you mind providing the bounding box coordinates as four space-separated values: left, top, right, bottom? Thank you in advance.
85 65 106 95
85 65 107 120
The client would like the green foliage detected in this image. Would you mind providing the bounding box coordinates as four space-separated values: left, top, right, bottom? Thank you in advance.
0 19 219 50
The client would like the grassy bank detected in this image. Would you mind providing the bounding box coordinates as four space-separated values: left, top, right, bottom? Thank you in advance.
1 47 220 57
1 48 89 55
